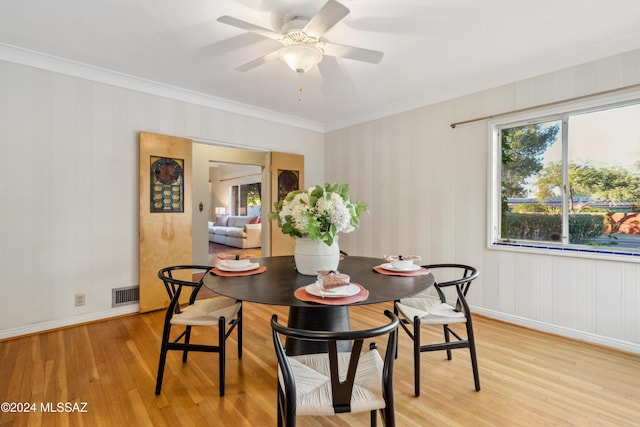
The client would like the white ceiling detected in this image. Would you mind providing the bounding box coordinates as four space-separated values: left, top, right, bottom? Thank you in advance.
1 0 640 131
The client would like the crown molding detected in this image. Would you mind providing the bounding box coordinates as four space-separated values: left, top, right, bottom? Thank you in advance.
0 42 325 133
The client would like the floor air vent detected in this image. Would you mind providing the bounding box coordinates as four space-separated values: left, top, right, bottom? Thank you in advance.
112 286 139 307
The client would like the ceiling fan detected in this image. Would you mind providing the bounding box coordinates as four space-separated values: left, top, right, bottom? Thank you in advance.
217 0 384 75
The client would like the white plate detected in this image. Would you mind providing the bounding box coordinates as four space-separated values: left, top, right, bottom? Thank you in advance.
217 262 260 272
305 282 361 298
379 263 421 272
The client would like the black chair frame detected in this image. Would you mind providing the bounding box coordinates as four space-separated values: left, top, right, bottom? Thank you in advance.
155 265 242 397
271 310 399 427
395 263 480 396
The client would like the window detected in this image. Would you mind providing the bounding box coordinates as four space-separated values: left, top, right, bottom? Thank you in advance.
230 183 261 216
490 97 640 258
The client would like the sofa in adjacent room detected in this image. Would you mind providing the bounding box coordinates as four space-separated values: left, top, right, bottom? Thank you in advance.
208 215 262 249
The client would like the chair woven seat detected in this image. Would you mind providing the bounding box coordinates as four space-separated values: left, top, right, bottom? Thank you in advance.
395 297 466 325
170 297 241 326
282 350 385 416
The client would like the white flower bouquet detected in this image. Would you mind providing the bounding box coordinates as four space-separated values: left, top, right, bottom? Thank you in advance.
270 183 368 246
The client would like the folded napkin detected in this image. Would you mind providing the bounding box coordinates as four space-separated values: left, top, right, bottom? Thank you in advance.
373 265 430 276
210 266 267 277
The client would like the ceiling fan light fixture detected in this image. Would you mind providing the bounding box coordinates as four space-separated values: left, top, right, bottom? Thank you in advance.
279 45 323 74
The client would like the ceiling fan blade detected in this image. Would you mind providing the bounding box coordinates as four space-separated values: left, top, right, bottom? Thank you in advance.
235 49 281 72
303 0 350 38
217 15 283 41
322 42 384 64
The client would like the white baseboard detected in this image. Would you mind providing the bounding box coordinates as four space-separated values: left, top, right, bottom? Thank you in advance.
0 305 140 340
472 306 640 355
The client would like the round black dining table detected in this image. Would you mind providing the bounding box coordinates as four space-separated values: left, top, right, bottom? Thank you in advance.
203 255 434 354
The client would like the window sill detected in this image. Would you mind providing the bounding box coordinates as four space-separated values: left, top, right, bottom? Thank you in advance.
490 241 640 263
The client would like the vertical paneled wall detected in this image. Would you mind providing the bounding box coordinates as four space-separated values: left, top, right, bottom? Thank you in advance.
326 49 640 353
0 60 324 337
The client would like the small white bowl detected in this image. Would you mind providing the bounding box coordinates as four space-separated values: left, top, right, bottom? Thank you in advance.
218 254 254 268
390 259 414 270
223 258 251 268
384 255 421 270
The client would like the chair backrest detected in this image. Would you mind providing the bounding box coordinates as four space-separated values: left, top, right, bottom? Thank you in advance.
271 310 399 414
424 264 479 312
157 265 213 313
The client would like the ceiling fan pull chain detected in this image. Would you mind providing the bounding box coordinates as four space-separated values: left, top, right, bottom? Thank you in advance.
297 70 304 102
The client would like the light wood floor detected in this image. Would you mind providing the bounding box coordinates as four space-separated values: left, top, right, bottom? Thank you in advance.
1 301 639 426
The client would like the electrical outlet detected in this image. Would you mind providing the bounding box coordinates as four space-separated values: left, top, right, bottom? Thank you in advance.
75 293 85 306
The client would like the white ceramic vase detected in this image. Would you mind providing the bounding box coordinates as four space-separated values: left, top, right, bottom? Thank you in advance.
294 236 340 275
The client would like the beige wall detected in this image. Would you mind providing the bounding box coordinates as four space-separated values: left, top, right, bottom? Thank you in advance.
0 59 324 338
325 49 640 353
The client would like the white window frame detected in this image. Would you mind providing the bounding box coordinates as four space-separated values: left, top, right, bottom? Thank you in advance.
488 88 640 262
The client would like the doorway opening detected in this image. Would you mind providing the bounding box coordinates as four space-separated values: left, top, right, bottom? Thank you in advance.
207 162 264 263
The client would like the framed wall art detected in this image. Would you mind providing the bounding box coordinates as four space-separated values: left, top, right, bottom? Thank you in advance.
277 169 299 201
150 156 184 212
